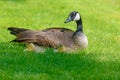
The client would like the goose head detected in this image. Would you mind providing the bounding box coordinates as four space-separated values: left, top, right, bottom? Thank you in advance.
64 11 83 32
64 11 80 23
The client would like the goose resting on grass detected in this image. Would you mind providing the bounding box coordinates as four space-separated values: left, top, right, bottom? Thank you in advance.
8 11 88 53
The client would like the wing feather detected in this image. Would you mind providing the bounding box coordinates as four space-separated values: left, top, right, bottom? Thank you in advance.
14 28 74 48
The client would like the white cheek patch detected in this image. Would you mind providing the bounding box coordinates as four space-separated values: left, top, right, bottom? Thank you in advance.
74 13 80 21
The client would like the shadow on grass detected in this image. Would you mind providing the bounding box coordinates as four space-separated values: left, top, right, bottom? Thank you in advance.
0 42 25 53
0 42 120 79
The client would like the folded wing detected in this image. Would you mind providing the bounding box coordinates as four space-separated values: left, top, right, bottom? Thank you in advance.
8 27 74 48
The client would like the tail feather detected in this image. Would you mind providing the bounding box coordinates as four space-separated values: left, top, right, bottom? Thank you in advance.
7 27 29 35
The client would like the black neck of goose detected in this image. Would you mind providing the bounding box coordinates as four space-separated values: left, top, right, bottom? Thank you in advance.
76 18 83 32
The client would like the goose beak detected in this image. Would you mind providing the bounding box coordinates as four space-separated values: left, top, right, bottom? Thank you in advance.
64 17 72 23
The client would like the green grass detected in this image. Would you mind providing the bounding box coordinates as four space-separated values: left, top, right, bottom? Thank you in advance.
0 0 120 80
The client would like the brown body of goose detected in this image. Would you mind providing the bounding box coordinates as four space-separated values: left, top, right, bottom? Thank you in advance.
8 11 88 53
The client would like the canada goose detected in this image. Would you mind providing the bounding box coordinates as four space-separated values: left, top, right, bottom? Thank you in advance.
8 11 88 53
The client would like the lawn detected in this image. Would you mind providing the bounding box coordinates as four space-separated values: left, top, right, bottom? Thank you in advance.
0 0 120 80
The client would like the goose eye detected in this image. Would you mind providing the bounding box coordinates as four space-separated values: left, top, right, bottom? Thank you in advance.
71 13 76 20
